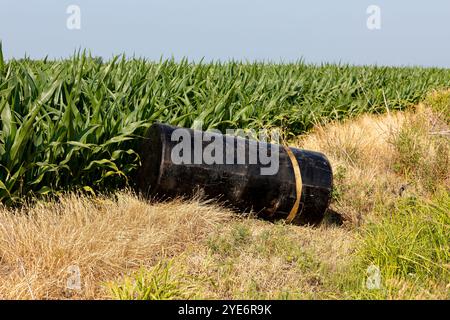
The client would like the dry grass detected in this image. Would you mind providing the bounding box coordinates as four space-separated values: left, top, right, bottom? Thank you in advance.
0 192 353 299
0 95 448 300
175 221 354 299
296 110 408 225
0 194 231 299
295 103 449 225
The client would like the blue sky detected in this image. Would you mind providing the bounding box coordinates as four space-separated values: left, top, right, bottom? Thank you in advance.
1 0 449 67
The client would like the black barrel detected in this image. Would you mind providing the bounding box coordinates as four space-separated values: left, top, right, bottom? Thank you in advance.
136 123 333 225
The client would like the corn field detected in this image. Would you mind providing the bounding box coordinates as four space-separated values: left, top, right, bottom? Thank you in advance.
1 49 450 204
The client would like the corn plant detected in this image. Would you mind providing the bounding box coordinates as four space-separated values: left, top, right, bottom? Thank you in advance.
1 48 450 204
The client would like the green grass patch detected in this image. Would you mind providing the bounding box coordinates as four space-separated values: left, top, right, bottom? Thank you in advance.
335 190 450 299
106 261 194 300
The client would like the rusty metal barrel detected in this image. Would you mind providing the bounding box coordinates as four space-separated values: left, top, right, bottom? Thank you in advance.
136 123 333 225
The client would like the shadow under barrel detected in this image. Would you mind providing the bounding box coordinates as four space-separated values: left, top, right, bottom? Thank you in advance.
136 123 333 225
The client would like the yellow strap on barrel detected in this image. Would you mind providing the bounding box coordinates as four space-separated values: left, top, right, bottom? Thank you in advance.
283 146 303 223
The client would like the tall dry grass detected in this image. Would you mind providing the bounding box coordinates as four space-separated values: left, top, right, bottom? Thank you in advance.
0 194 231 299
296 103 449 225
